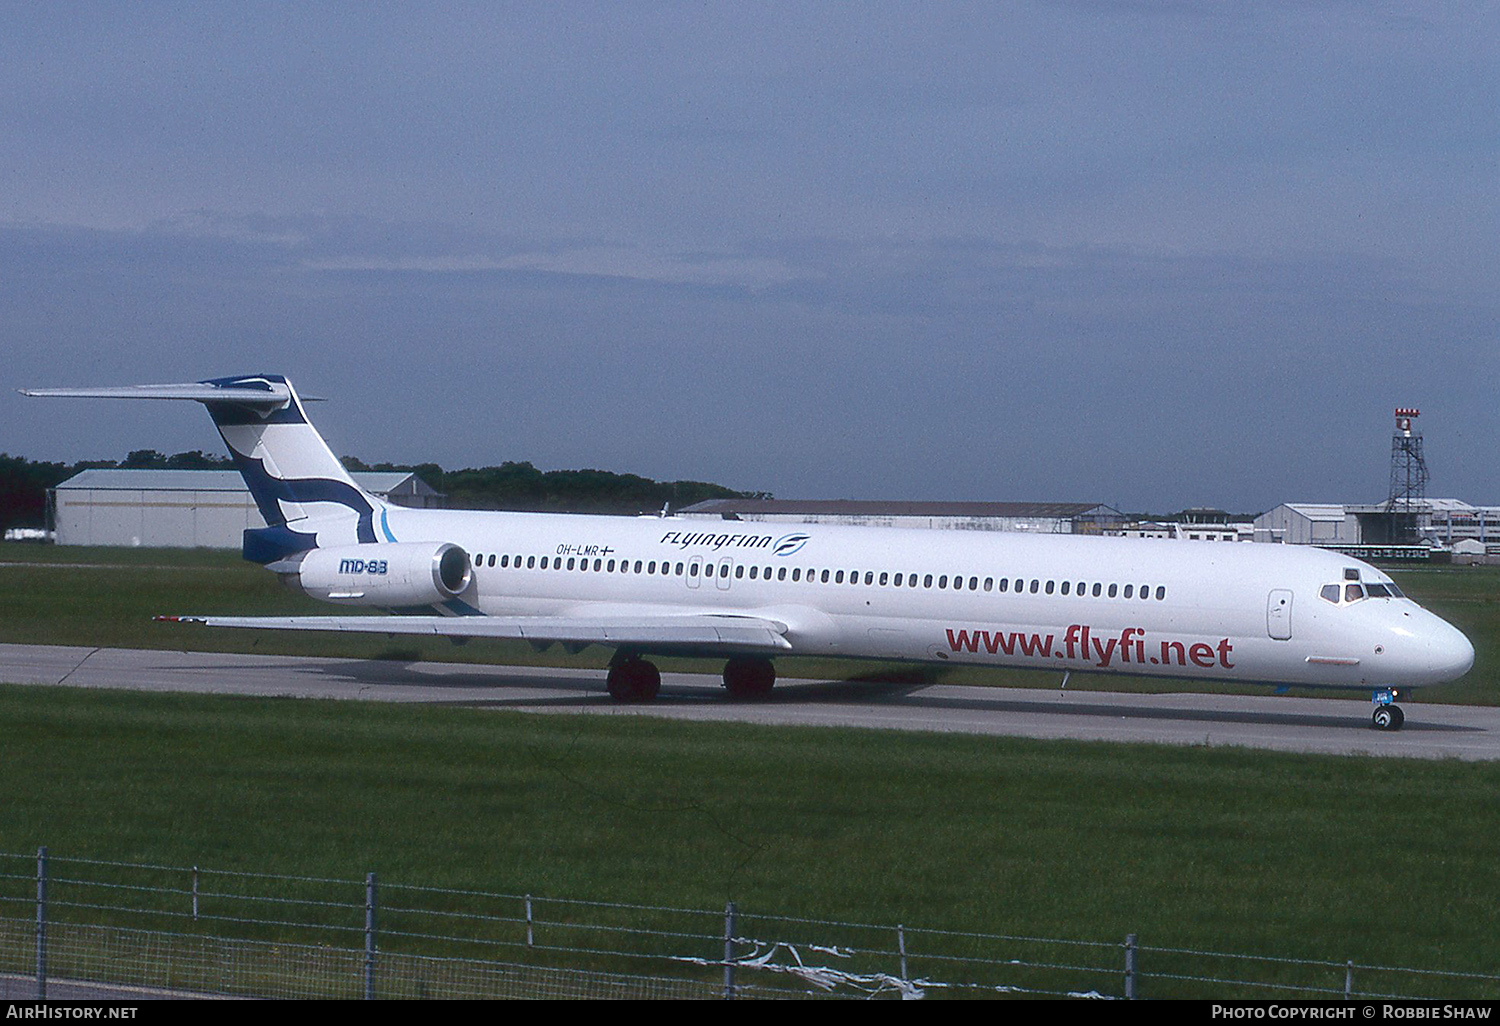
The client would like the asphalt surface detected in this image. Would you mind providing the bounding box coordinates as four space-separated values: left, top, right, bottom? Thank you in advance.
2 642 1497 760
0 972 230 1001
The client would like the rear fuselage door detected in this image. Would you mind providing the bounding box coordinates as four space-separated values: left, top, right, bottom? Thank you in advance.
1267 589 1293 640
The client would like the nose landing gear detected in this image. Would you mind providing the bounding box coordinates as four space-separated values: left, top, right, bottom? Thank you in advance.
1371 688 1407 731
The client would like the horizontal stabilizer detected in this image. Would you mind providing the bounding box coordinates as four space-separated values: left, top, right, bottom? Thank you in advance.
158 613 793 653
20 381 295 407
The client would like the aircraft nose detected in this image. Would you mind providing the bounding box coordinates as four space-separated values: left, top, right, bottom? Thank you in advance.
1427 619 1475 683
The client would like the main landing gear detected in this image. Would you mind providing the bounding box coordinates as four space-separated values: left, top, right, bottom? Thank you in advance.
605 655 778 702
1371 688 1407 732
722 656 776 700
606 656 661 702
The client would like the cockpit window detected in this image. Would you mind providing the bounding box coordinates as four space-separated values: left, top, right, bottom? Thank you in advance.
1344 583 1364 602
1388 582 1403 597
1364 583 1392 598
1320 584 1340 604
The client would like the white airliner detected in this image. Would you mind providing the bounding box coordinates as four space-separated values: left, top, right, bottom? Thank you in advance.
24 374 1475 730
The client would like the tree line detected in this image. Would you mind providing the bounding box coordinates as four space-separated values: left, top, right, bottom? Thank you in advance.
0 451 766 533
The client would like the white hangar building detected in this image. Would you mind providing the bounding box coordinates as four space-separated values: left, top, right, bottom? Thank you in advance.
51 469 442 549
1252 504 1362 546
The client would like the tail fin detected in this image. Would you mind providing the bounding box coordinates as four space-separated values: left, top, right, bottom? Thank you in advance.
22 374 384 561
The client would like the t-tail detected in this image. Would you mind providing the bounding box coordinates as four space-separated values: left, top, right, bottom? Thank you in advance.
20 374 384 562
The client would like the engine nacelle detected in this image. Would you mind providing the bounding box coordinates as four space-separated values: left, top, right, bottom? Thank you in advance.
279 542 473 607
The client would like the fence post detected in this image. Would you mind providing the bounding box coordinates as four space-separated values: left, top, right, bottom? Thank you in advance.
1124 933 1137 1000
723 901 737 1000
898 924 908 980
364 872 377 1001
192 866 199 922
35 847 47 1000
525 895 533 948
1345 960 1354 1000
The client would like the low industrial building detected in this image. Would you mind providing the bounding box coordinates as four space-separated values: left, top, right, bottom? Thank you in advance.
1254 500 1500 556
678 499 1126 535
1253 504 1361 546
1119 521 1254 542
51 469 442 548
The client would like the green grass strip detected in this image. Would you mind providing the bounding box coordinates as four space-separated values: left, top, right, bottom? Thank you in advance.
1 683 1497 981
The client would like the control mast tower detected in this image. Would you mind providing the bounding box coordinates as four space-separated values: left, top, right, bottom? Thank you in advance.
1385 408 1430 542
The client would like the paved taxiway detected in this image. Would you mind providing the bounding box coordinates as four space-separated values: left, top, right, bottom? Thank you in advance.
1 642 1495 761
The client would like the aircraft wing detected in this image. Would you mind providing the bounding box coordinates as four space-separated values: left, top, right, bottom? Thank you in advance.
157 612 793 653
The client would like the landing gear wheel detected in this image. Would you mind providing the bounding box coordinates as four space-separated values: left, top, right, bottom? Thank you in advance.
1372 705 1405 731
607 658 661 702
723 657 776 700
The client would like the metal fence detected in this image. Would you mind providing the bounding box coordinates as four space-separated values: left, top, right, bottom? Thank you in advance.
1 848 1497 1000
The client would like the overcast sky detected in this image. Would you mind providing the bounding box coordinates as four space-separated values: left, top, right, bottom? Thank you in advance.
2 2 1495 513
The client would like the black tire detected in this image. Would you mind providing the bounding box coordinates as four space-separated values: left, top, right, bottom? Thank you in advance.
723 657 776 699
1372 706 1397 731
607 659 661 702
634 660 661 701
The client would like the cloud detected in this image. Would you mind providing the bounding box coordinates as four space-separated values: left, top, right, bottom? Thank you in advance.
304 245 813 291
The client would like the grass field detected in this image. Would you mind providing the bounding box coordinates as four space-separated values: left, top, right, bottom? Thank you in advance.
2 542 1499 980
1 542 1496 703
2 683 1499 979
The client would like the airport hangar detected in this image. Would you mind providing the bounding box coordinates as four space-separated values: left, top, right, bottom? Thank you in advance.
49 469 442 549
42 470 1500 562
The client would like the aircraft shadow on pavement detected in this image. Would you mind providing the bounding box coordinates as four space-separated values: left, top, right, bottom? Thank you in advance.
304 659 1483 732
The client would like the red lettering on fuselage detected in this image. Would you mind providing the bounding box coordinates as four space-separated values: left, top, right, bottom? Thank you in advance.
946 624 1234 672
